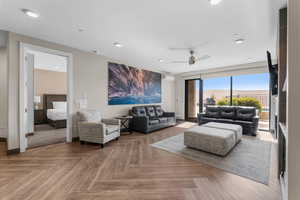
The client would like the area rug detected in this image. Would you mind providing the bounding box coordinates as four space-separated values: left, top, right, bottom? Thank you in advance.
151 134 272 185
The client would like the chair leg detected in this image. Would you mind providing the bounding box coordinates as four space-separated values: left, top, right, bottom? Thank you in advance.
116 137 119 141
100 144 104 148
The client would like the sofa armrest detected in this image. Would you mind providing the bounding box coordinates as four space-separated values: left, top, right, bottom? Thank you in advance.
130 116 149 131
78 122 105 137
102 118 120 126
252 116 260 124
163 112 175 117
197 113 206 125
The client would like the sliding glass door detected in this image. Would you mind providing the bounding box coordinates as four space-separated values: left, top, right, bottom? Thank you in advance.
185 79 201 121
203 76 231 111
232 73 270 130
185 73 270 130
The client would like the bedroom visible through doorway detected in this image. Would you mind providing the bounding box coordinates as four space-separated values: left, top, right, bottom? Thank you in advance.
26 50 68 148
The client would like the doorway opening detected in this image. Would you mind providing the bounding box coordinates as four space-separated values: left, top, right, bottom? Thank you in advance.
19 43 73 152
29 51 68 148
185 79 202 122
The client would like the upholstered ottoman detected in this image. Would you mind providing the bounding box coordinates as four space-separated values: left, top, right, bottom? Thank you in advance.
203 122 243 143
184 126 236 156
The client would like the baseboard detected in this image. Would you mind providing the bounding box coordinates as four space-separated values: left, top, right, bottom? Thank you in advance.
0 137 7 142
7 148 20 155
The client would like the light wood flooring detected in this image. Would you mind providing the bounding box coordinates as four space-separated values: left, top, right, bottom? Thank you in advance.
0 122 280 200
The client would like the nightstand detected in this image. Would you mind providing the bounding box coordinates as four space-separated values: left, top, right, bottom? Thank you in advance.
34 109 45 125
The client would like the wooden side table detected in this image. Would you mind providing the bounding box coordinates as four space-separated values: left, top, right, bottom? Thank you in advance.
115 116 133 134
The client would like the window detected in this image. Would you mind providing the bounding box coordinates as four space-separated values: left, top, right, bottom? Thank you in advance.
203 76 231 111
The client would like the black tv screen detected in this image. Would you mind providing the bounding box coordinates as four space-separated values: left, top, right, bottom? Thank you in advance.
267 51 278 95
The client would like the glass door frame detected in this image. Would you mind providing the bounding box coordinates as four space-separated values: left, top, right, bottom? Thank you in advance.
185 74 271 131
185 78 203 122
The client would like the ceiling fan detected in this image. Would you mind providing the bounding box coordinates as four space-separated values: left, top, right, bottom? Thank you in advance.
171 50 210 65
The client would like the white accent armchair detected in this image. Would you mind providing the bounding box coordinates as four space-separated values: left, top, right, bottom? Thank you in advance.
77 109 120 148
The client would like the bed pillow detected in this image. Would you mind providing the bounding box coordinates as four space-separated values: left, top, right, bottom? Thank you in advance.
53 101 67 111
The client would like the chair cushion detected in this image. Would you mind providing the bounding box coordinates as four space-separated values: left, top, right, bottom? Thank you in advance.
219 106 236 119
236 107 256 121
149 119 159 125
154 106 164 117
77 109 101 122
132 106 147 117
145 106 157 118
106 125 119 135
205 106 220 118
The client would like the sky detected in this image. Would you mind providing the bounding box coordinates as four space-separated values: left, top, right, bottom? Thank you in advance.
200 73 270 91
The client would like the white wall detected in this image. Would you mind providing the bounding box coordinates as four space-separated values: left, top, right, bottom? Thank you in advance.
75 52 175 119
287 1 300 199
0 30 8 138
175 76 185 119
7 32 175 150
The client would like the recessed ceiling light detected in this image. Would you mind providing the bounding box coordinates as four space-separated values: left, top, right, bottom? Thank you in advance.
21 9 39 18
209 0 223 5
235 39 245 44
158 59 164 63
113 42 123 48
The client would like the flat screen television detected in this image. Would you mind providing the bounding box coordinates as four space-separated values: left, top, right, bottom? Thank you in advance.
267 51 278 95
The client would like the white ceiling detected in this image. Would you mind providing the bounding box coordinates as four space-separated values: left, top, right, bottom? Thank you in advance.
29 50 67 72
0 0 286 74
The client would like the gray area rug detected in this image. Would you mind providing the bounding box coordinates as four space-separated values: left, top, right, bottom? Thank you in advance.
151 134 272 185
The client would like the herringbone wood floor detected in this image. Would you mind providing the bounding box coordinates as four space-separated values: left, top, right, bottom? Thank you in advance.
0 123 280 200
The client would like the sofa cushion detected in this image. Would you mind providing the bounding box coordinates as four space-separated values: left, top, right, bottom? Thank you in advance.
215 118 234 123
149 119 159 125
202 117 218 121
154 106 164 117
132 106 147 117
234 120 253 125
158 117 168 123
205 106 220 118
219 107 236 119
145 106 157 118
236 107 256 121
167 117 175 122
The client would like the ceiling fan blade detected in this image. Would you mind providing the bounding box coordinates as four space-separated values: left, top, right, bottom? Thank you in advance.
169 47 191 51
171 61 187 63
191 41 210 49
196 55 210 61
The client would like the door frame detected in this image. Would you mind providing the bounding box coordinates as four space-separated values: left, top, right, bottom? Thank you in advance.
185 78 202 122
19 43 74 152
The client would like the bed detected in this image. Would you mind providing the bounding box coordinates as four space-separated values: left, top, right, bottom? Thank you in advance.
43 94 67 129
